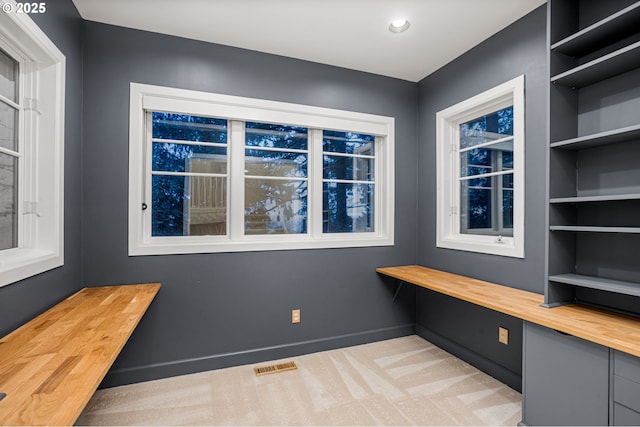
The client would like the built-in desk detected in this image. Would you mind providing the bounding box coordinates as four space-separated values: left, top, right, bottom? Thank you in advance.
0 283 160 426
378 265 640 425
377 265 640 357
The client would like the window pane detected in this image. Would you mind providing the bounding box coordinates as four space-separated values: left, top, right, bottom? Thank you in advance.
323 182 374 233
461 142 513 179
188 176 227 236
152 143 227 173
245 178 307 235
0 49 17 103
323 131 374 155
461 182 491 231
503 189 513 229
245 149 307 178
460 106 513 150
0 102 17 152
152 112 227 143
0 153 17 250
245 122 307 150
323 155 374 181
152 175 227 236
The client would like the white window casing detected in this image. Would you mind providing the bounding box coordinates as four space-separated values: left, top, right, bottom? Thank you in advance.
0 1 65 287
129 83 395 255
436 75 524 258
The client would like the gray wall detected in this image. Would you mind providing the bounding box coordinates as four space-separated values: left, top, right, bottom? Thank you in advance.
1 3 550 392
415 5 548 391
0 0 83 337
80 22 418 386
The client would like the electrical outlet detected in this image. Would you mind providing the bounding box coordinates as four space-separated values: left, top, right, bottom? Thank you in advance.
291 309 301 324
498 326 509 345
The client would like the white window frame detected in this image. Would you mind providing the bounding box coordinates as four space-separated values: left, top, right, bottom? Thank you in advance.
436 75 524 258
0 1 65 287
129 83 394 255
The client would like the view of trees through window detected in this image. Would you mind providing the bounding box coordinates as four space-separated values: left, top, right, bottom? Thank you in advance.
459 106 513 236
149 113 376 237
244 122 308 235
151 112 228 237
323 131 375 233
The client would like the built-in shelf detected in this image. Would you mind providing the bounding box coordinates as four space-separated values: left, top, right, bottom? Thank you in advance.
550 226 640 233
551 40 640 88
550 193 640 204
549 273 640 297
546 0 640 313
551 2 640 57
550 124 640 149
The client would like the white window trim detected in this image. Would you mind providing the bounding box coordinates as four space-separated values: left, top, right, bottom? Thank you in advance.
436 75 524 258
0 1 65 287
129 83 394 255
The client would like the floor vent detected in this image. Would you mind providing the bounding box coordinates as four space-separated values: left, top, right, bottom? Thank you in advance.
254 361 297 376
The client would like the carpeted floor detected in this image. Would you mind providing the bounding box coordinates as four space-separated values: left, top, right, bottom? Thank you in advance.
81 335 521 426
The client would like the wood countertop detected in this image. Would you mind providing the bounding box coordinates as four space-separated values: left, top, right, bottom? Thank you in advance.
377 265 640 358
0 283 160 426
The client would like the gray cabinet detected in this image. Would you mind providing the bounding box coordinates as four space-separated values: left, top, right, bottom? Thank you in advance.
522 322 610 426
522 323 640 426
546 0 640 313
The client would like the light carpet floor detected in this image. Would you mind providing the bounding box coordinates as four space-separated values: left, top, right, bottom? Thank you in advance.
80 335 522 426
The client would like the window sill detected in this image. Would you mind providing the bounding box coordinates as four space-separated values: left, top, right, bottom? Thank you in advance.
437 235 523 258
129 234 394 256
0 248 64 287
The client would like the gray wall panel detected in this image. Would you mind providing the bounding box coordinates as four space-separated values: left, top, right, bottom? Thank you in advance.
417 5 547 293
415 6 547 388
0 0 83 336
80 22 418 386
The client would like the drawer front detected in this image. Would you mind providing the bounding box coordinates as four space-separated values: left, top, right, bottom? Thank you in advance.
614 375 640 413
614 351 640 384
613 403 640 426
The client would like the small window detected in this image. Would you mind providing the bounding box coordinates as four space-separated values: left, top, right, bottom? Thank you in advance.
0 6 65 287
436 76 524 258
129 84 394 255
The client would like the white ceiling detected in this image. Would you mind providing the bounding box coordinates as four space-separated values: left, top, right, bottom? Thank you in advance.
71 0 546 82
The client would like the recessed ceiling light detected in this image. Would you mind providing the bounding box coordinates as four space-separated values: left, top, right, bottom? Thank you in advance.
389 18 410 33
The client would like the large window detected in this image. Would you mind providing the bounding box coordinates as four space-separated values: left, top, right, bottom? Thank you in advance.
436 75 524 258
0 3 65 287
129 84 394 255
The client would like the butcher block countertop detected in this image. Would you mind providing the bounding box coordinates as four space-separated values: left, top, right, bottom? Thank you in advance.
0 283 160 426
377 265 640 358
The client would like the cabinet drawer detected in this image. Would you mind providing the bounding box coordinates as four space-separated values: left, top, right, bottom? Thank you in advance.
614 351 640 384
614 375 640 413
613 402 640 426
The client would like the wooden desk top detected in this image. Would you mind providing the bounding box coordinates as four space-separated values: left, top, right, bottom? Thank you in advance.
377 265 640 358
0 283 160 426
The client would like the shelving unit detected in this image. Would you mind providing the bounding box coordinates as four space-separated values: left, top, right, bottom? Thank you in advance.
546 0 640 311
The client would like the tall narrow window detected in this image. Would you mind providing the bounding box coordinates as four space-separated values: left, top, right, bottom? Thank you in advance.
0 6 65 287
244 123 308 235
322 131 375 233
436 75 524 258
459 106 513 236
0 49 18 251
